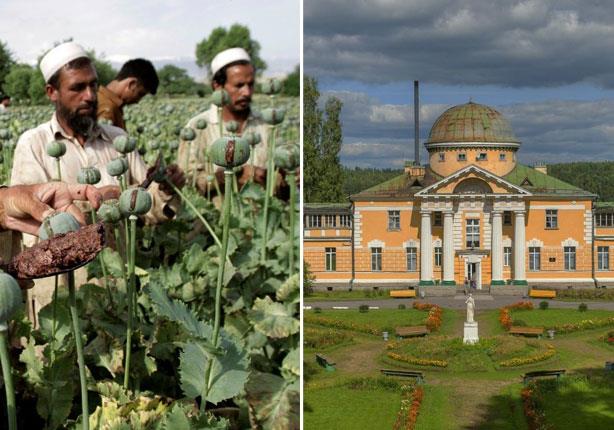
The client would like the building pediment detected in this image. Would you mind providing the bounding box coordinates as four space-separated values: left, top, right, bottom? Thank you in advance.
415 165 531 198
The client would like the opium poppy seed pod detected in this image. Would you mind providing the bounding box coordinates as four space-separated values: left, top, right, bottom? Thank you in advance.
261 108 286 125
211 89 230 107
210 137 250 168
106 157 129 177
0 129 10 140
225 120 239 133
97 200 123 224
244 131 262 147
0 273 22 328
38 212 81 240
46 140 66 158
195 118 208 130
180 127 196 141
261 78 283 95
274 143 300 170
119 188 152 216
77 166 101 185
113 135 137 154
149 140 160 150
169 140 179 150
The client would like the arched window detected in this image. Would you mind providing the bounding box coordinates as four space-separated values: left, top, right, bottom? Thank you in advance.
453 178 493 194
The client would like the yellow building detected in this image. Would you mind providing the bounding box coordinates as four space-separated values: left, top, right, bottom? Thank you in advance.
304 102 614 294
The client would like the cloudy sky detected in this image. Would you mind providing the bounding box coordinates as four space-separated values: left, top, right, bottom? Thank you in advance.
305 0 614 167
0 0 299 79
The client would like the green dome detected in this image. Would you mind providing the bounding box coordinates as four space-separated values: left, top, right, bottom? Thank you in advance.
426 102 519 145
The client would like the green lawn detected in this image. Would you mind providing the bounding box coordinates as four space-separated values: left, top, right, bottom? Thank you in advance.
304 384 400 429
305 289 394 301
414 385 457 430
511 308 614 328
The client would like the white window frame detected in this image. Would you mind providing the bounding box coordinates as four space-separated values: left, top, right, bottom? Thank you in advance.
545 209 558 229
371 247 382 271
388 210 400 230
306 215 322 228
339 214 351 227
466 219 480 248
504 246 512 267
406 247 417 271
564 246 576 271
434 247 442 267
324 214 336 228
325 247 336 271
529 247 541 271
598 246 609 271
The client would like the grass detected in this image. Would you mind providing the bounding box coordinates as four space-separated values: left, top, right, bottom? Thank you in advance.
473 383 529 430
414 385 457 430
511 308 614 329
305 289 394 301
303 380 401 430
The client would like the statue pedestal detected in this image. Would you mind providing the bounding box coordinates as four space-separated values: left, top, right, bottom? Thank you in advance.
463 321 479 344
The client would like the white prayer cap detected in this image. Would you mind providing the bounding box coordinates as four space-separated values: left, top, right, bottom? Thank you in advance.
211 47 251 77
40 42 89 83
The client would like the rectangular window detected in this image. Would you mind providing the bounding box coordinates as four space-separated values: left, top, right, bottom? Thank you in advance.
499 153 506 161
371 247 382 271
323 214 336 228
339 214 351 227
458 153 467 161
529 247 541 271
434 247 442 267
598 246 609 270
388 210 400 230
325 247 336 271
503 211 512 226
564 246 576 270
466 219 480 248
433 212 442 227
306 215 321 228
596 213 614 227
438 153 445 162
545 209 558 229
406 247 417 271
504 246 512 266
476 153 487 161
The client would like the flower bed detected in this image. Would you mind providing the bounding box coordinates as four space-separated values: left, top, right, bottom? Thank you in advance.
387 351 448 368
499 301 534 330
521 384 548 430
304 326 354 349
412 302 443 331
498 344 556 367
304 315 381 335
393 385 424 430
550 317 614 334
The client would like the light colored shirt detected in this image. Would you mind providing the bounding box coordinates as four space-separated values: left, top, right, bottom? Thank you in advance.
11 112 174 225
177 105 270 193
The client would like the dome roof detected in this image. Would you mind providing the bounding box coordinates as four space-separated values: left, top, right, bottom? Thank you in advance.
426 102 519 145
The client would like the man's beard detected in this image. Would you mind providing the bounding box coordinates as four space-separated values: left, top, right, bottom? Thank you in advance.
57 100 98 138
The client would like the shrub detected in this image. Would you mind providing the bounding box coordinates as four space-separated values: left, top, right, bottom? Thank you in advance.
358 304 369 313
539 301 549 310
578 302 588 312
314 307 322 314
398 304 406 310
512 319 527 327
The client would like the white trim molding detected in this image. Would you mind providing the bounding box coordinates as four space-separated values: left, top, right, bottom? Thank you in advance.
403 240 419 248
527 238 544 248
432 238 442 247
561 238 579 248
368 239 385 249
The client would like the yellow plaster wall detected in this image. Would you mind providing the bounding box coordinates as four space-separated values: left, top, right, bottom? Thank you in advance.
429 148 516 177
437 173 510 194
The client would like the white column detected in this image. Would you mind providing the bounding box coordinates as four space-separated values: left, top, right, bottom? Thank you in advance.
491 211 504 285
443 211 455 285
420 210 433 285
513 210 527 285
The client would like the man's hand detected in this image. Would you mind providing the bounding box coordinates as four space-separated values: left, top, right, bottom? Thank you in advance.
0 183 102 235
98 185 121 200
154 164 186 195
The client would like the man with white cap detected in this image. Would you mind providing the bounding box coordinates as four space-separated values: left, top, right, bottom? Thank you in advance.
177 47 270 195
9 41 185 322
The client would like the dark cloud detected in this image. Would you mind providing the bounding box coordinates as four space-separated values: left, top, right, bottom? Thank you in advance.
332 91 614 166
305 0 614 87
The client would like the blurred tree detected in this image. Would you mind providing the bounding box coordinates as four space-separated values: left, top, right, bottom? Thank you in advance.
0 40 15 93
195 24 266 76
3 64 32 101
157 64 201 95
282 65 299 97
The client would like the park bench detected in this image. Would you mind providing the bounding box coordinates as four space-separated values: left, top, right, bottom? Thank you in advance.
380 369 424 384
390 290 416 298
315 353 336 371
606 361 614 371
395 325 428 338
529 289 556 299
509 326 544 338
523 369 565 385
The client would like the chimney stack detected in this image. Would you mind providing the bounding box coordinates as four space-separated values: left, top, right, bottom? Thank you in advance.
534 162 547 175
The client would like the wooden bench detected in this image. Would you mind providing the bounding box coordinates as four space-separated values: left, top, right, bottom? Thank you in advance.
395 325 428 338
390 290 416 298
380 369 424 383
315 353 336 371
523 369 565 385
509 327 545 338
530 289 556 299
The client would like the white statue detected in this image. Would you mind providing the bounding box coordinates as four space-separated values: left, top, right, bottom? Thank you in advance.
465 294 475 323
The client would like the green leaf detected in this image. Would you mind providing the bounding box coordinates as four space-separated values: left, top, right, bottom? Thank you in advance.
84 335 124 377
246 372 299 430
276 274 299 304
248 296 300 339
101 247 126 278
19 337 43 385
162 404 191 430
38 298 72 344
281 348 299 381
179 332 249 405
185 243 207 275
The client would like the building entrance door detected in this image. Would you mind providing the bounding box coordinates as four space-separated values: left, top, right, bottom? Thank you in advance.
466 261 482 290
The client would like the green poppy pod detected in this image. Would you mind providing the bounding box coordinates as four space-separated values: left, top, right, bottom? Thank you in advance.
210 136 250 168
0 273 22 327
136 125 145 134
77 166 101 185
38 212 81 240
244 132 261 147
180 127 196 141
0 129 10 140
119 188 152 216
173 126 182 137
195 118 208 130
225 120 239 133
274 144 300 170
113 135 137 154
106 157 129 177
149 140 160 150
46 140 66 158
165 104 175 114
261 78 283 95
211 89 230 107
261 108 286 125
97 200 123 224
169 140 179 150
151 127 162 137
